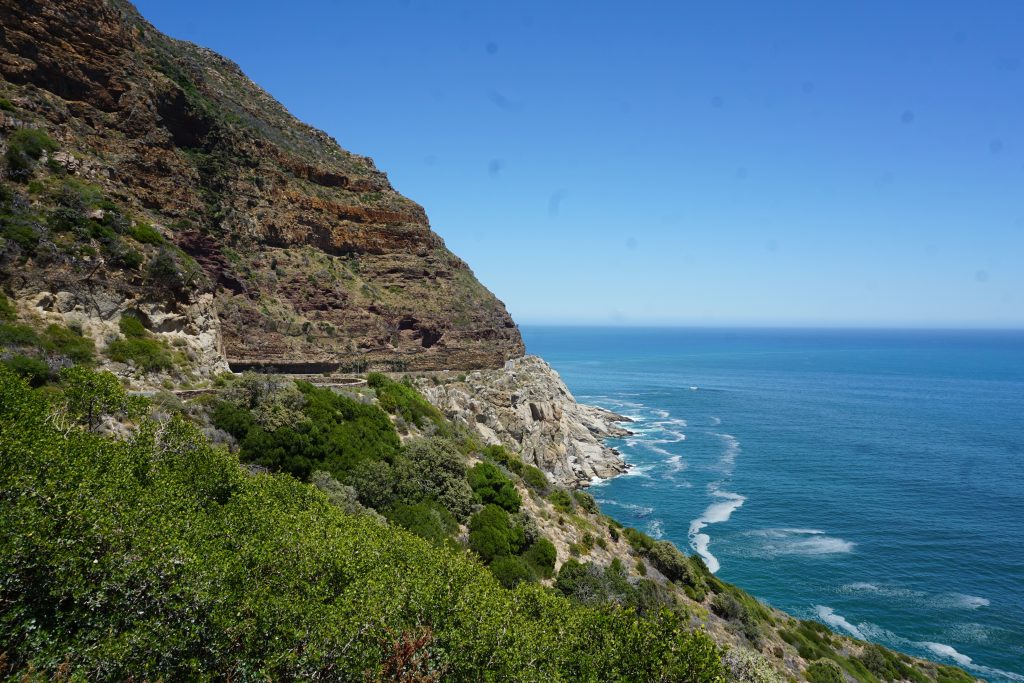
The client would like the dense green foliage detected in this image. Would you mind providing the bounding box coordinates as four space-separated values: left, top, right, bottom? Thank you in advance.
468 504 526 562
468 461 521 511
0 367 727 681
212 379 401 481
522 537 558 579
367 372 446 430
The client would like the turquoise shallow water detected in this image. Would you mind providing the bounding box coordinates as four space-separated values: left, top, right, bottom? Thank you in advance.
521 327 1024 682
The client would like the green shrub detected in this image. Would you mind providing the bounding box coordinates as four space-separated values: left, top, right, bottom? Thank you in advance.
522 464 548 490
573 490 599 514
0 291 15 320
107 336 174 372
387 499 458 544
42 324 94 364
119 314 148 338
0 322 40 347
0 366 731 682
0 98 14 112
4 128 58 181
522 537 557 579
649 541 699 587
468 504 525 563
806 659 845 683
368 373 446 430
483 443 524 475
468 461 521 512
2 354 49 386
489 556 535 589
623 526 656 553
549 488 574 513
129 221 164 245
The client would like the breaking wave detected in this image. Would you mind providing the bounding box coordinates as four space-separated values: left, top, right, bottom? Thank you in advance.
750 528 855 556
688 487 746 573
815 605 864 639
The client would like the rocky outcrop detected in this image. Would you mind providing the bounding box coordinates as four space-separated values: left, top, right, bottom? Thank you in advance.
417 356 631 487
0 0 523 372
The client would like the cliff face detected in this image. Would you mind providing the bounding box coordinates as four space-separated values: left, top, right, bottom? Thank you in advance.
417 356 631 487
0 0 523 372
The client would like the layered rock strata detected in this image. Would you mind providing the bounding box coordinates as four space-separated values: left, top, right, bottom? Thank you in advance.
0 0 523 372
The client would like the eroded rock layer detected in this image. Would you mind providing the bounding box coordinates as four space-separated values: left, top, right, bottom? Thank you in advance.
0 0 523 371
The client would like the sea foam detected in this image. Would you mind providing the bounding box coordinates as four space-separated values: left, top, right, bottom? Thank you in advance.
688 488 746 573
752 528 855 556
815 605 865 639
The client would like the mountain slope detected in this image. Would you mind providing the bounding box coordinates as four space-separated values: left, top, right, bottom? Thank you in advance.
0 0 523 373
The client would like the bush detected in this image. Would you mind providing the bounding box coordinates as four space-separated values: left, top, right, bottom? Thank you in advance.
0 366 732 682
573 490 599 514
468 461 521 512
522 464 548 490
710 592 744 621
489 556 536 589
649 541 697 585
107 336 174 372
468 504 525 563
549 488 574 513
387 499 458 544
129 221 164 245
806 659 845 683
483 443 523 475
522 538 557 579
0 322 40 347
368 372 446 429
119 314 148 338
0 98 14 112
4 128 58 181
0 291 15 320
400 437 474 520
42 324 94 364
623 526 656 553
2 354 49 386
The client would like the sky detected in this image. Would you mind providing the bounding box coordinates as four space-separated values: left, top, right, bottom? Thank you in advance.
133 0 1024 328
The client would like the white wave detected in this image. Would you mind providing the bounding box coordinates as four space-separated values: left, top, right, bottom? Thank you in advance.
710 416 722 426
594 499 654 516
646 519 665 539
840 584 990 610
717 433 741 466
815 606 865 640
688 488 746 574
751 528 854 556
653 408 670 418
950 594 990 610
666 455 687 472
621 463 654 478
922 642 973 668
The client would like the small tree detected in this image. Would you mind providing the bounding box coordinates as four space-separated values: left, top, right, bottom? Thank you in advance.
58 366 146 431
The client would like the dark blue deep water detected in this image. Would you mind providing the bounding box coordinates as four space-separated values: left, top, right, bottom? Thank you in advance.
522 327 1024 682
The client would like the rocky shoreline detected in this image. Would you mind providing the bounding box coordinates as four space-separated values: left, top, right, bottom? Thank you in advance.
417 355 633 487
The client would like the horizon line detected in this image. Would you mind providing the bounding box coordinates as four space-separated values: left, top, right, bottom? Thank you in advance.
516 322 1024 332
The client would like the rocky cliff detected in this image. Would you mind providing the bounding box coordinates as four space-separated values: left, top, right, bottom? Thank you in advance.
417 356 631 487
0 0 523 373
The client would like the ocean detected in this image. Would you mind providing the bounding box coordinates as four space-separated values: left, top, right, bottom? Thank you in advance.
521 326 1024 682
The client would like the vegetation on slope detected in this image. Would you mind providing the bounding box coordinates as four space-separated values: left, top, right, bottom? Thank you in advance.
0 366 728 680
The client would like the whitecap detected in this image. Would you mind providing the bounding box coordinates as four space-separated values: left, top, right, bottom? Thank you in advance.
653 408 670 418
921 642 973 668
646 519 665 539
688 488 746 573
949 594 990 610
710 416 722 426
751 528 854 556
815 606 864 639
666 455 687 473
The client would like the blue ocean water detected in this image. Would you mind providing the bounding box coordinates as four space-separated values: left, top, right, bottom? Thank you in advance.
522 327 1024 682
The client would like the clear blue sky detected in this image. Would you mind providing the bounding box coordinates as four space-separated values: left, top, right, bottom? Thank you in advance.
134 0 1024 328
